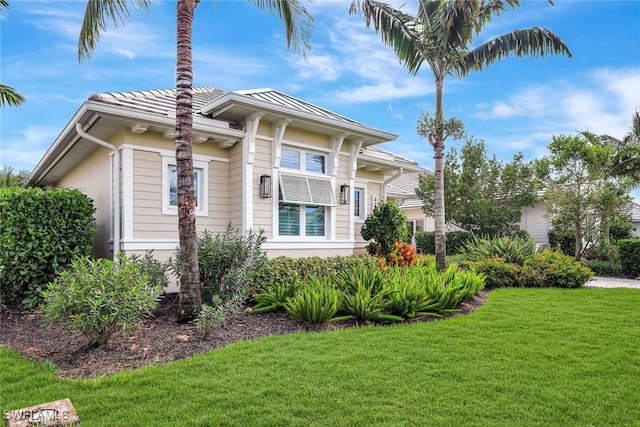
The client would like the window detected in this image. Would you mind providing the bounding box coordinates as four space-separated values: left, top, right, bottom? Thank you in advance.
278 147 332 238
354 187 364 219
281 147 327 174
278 204 326 237
162 157 208 216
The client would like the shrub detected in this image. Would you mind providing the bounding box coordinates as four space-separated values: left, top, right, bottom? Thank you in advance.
585 260 623 277
333 267 403 323
618 238 640 278
548 228 574 256
129 250 170 289
460 235 536 265
0 187 95 307
521 249 593 288
172 225 267 304
41 255 163 345
413 254 436 267
196 293 248 334
251 279 303 314
463 257 522 289
284 277 340 324
388 264 485 318
360 201 408 257
414 231 470 255
254 255 378 290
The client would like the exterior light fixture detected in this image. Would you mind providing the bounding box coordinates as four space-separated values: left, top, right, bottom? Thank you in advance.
340 184 350 204
260 174 272 198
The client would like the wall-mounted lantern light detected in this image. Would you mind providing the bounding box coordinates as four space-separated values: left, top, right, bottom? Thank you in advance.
340 184 350 204
260 175 272 198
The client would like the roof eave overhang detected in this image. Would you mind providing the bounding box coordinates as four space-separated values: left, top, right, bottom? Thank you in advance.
27 101 245 187
200 93 397 145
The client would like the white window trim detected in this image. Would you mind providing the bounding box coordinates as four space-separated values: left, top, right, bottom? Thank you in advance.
278 203 330 239
162 156 209 216
280 145 330 176
354 186 366 222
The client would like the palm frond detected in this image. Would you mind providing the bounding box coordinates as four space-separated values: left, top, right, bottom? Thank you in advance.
249 0 314 60
78 0 151 61
463 26 572 76
350 0 425 74
0 83 26 107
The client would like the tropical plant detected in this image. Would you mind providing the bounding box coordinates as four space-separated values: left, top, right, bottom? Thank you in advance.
333 267 403 323
0 2 25 107
251 279 303 314
351 0 571 271
78 0 313 322
460 235 536 265
284 277 340 324
0 166 30 188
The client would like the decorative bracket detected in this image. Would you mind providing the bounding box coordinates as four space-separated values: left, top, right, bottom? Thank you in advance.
331 133 348 176
350 139 365 179
273 119 292 169
244 112 265 165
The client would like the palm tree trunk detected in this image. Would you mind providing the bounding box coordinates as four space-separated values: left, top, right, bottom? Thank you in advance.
176 0 202 322
433 75 447 272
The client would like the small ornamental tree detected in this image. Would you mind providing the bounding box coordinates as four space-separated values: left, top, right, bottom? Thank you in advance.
360 200 408 258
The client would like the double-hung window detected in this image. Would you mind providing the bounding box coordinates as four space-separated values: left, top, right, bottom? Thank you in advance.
278 147 335 237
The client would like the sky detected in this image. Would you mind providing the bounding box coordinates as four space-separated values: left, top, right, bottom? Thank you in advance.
1 0 639 200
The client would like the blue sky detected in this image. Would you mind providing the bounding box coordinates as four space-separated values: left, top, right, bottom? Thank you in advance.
1 0 639 199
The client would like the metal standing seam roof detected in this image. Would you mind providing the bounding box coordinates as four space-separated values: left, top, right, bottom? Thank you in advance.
87 87 370 130
233 88 366 127
87 87 226 116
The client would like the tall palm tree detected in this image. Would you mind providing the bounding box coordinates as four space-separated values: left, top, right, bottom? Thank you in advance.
78 0 313 322
351 0 572 271
1 0 26 107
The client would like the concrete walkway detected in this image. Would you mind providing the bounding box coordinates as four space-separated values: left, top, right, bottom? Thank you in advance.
585 276 640 289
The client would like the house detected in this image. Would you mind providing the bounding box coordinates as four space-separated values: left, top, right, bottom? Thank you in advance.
27 87 423 290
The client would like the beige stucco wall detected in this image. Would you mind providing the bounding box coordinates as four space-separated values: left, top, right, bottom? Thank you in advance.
58 145 113 258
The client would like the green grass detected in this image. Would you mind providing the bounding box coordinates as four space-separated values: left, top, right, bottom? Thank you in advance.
2 288 639 426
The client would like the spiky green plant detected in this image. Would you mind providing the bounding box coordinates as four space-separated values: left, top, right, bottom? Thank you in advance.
460 235 537 265
252 279 303 314
284 277 340 324
386 268 441 319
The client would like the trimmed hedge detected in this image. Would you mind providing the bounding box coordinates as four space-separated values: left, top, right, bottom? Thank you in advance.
254 255 379 290
0 187 95 307
585 260 623 277
618 238 640 278
414 231 470 255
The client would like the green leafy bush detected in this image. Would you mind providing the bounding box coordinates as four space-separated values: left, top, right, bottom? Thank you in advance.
41 255 163 345
585 260 623 277
460 235 536 265
172 225 266 304
618 238 640 278
196 293 248 334
130 250 170 289
386 269 440 319
251 279 303 314
333 267 403 323
414 231 471 255
254 255 378 290
360 201 408 257
284 277 340 324
521 249 593 288
0 187 95 307
463 257 523 289
548 228 574 256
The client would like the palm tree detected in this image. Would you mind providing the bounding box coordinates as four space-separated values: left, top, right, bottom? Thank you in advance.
78 0 313 322
0 1 26 107
351 0 572 271
601 111 640 184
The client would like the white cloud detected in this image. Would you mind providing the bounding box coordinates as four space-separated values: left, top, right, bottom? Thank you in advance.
333 79 432 103
295 54 340 81
0 125 61 171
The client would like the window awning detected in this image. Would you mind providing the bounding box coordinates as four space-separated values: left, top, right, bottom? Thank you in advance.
279 173 336 206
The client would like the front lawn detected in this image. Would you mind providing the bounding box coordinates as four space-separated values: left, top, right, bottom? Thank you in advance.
2 288 639 426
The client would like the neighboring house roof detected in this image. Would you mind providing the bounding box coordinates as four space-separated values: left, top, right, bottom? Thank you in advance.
386 171 430 209
631 202 640 222
28 87 416 187
359 146 425 173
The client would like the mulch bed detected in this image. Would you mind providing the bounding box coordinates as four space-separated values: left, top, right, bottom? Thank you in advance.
0 290 489 379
